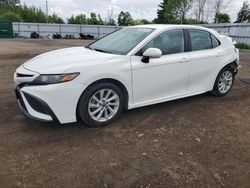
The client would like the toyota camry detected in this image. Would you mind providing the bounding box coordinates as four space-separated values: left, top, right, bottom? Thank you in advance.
14 25 240 127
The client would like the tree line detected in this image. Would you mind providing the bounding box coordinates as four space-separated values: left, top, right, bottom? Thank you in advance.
155 0 250 24
0 0 250 25
0 0 64 23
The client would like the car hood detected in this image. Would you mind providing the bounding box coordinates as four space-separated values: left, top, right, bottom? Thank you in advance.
23 47 117 74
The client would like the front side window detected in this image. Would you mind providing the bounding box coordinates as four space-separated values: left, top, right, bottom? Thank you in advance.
89 27 154 55
189 29 212 51
138 29 185 56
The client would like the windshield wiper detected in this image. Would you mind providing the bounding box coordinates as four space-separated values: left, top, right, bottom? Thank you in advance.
93 48 111 54
85 46 93 50
86 46 112 54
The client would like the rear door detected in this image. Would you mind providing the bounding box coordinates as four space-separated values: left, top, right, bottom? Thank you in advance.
187 29 225 92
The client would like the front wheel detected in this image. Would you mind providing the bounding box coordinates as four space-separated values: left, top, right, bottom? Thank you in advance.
210 67 235 97
77 82 124 127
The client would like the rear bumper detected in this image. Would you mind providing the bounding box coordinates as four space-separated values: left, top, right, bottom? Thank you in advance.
235 59 241 75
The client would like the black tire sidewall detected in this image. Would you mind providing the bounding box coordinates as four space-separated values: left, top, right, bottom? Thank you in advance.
77 82 124 127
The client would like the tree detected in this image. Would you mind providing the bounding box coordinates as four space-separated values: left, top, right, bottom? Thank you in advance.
67 15 76 24
185 18 205 24
155 0 179 24
0 11 21 21
235 1 250 23
76 14 87 24
106 8 116 25
87 13 104 25
179 0 193 23
0 3 64 23
87 13 98 24
48 13 64 24
214 13 230 23
68 14 87 24
117 11 134 26
133 19 151 25
97 14 104 25
140 19 152 24
17 5 47 23
195 0 207 22
0 0 20 8
105 18 116 25
68 13 104 25
213 0 232 23
155 0 192 24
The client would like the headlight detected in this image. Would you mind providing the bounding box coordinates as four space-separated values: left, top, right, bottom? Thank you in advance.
31 73 79 85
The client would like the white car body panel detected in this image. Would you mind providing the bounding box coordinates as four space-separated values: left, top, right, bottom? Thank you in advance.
23 47 117 74
130 52 190 107
14 24 239 124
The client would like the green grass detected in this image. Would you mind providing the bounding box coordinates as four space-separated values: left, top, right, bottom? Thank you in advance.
235 43 250 50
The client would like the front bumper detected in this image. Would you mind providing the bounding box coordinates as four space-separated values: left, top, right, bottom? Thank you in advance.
15 86 59 123
14 66 87 124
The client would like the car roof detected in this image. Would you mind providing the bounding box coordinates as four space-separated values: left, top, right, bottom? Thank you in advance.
130 24 213 32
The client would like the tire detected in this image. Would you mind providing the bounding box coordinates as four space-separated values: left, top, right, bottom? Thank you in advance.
77 82 124 127
210 67 235 97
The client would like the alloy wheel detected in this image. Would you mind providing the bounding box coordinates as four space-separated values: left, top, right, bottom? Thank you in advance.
218 70 233 94
88 89 120 122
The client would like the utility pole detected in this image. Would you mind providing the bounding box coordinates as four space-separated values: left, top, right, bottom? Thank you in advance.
46 0 48 23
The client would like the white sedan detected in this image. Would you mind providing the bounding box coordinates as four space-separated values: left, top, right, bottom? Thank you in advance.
14 25 240 127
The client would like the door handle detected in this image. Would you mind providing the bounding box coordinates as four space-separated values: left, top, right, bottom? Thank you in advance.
179 57 189 63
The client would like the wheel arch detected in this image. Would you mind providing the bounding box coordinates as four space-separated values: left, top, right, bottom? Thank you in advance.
78 78 129 110
211 60 238 90
224 60 238 74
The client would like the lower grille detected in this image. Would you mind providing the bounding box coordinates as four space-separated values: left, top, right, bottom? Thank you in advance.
15 87 27 111
14 86 59 123
23 93 50 115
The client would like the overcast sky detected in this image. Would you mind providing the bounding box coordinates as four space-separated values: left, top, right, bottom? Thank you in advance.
20 0 250 22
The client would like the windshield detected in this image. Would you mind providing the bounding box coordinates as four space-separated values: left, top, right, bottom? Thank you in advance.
88 27 155 55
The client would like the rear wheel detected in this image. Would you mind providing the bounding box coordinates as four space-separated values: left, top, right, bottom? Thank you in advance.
77 82 124 127
210 67 235 97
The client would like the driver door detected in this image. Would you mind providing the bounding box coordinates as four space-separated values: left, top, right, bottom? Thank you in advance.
130 29 190 106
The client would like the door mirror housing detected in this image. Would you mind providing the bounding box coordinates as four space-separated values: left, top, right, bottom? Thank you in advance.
142 48 162 63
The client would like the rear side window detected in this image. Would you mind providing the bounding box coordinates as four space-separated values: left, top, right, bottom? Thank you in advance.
189 29 212 51
211 35 220 48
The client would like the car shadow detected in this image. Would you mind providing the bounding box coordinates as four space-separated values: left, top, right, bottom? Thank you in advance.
35 92 213 130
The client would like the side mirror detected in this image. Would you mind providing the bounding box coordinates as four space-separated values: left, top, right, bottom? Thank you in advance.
141 48 162 63
233 40 237 45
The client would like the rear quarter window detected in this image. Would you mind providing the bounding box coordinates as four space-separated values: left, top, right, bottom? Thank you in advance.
211 35 221 48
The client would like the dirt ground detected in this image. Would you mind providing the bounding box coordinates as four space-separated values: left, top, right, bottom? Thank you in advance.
0 39 250 188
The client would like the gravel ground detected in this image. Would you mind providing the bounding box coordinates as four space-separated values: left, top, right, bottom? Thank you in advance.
0 39 250 188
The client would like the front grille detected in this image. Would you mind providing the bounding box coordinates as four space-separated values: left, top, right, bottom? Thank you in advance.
17 73 33 77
